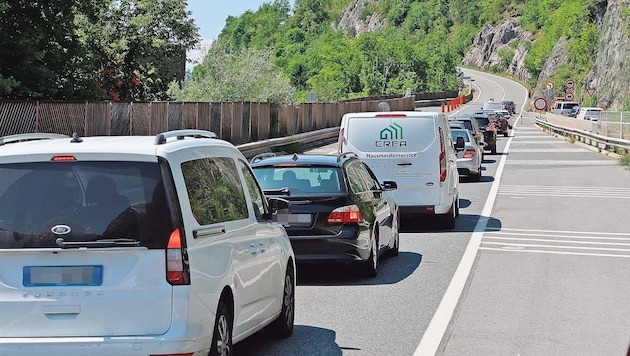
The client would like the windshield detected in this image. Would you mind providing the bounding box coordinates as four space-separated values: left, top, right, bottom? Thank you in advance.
0 161 174 249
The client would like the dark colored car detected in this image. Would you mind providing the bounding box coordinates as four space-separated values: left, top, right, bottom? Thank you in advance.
473 113 498 155
250 152 400 277
502 100 516 114
492 112 510 137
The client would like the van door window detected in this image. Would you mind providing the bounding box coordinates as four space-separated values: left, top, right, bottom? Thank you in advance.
182 157 248 225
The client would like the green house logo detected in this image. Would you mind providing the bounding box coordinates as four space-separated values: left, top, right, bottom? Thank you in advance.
379 123 403 140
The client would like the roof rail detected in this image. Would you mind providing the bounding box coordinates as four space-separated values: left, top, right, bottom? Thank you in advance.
250 152 276 164
154 130 217 145
337 151 357 162
0 133 69 146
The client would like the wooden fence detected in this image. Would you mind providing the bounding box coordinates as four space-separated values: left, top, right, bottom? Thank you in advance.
0 93 442 146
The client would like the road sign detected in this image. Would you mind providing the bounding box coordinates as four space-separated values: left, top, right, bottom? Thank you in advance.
546 82 554 90
565 92 574 101
533 97 547 111
565 79 575 89
586 87 596 96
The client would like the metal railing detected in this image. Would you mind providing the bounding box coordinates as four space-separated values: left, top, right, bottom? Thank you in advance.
533 115 630 154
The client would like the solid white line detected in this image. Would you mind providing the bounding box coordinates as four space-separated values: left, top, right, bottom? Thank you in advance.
413 74 525 356
482 240 630 250
479 247 630 258
484 231 630 241
484 227 630 236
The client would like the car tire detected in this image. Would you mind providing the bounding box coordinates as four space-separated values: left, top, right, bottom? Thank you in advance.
266 264 295 338
363 234 379 277
474 167 482 181
503 132 508 137
491 146 497 155
440 201 456 229
209 300 233 356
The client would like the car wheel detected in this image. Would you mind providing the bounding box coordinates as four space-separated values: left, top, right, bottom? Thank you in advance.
503 132 508 137
474 167 482 181
363 233 379 277
209 300 232 356
491 146 497 155
266 264 295 338
440 201 456 229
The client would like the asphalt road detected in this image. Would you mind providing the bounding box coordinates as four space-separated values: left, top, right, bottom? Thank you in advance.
235 69 630 355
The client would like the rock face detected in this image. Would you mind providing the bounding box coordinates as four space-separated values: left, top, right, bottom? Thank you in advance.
596 0 630 111
461 18 532 82
336 0 386 37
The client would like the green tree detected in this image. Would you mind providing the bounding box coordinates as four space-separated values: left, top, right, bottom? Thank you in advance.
168 41 296 107
77 0 198 101
0 0 104 99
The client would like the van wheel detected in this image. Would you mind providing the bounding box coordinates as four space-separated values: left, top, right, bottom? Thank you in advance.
266 264 295 338
363 234 379 277
474 168 482 181
441 202 456 229
490 146 497 155
209 300 232 356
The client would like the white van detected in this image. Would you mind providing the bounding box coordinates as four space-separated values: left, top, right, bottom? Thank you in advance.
338 111 460 228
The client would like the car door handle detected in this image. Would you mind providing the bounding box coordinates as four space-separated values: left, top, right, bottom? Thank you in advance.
397 163 412 166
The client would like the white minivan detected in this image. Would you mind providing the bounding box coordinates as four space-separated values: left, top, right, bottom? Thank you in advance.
338 111 460 228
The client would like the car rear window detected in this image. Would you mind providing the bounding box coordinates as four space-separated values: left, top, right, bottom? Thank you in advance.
253 166 345 194
0 161 173 249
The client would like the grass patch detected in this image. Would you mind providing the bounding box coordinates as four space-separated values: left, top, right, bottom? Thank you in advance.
621 153 630 167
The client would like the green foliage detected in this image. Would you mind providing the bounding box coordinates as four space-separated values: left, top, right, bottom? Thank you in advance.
168 41 296 106
620 153 630 168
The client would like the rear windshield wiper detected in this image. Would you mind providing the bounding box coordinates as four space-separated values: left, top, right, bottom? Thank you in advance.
263 187 291 196
56 237 140 249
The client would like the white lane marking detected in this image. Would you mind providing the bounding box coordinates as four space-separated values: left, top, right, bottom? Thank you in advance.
478 247 630 258
484 227 630 236
508 148 590 152
504 160 617 165
484 231 630 240
483 237 630 248
414 73 527 356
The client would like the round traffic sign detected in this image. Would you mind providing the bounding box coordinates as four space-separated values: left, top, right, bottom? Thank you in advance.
565 92 574 101
533 97 547 111
565 79 575 89
546 82 554 90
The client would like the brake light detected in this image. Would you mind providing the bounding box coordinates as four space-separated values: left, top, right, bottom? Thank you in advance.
462 148 476 158
327 205 363 223
51 155 76 161
374 114 407 117
439 127 447 182
166 229 189 285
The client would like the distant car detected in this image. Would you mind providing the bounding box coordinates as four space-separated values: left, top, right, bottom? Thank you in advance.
250 152 400 277
451 128 483 181
0 130 295 355
473 112 498 155
568 105 581 118
492 111 510 137
448 115 485 147
552 101 580 116
449 121 466 130
576 107 603 121
502 100 516 114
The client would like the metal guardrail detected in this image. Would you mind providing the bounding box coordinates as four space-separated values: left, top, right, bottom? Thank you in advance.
237 127 339 159
533 116 630 154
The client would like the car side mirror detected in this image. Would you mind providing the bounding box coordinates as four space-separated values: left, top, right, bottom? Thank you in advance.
455 136 465 151
266 197 291 221
381 180 398 191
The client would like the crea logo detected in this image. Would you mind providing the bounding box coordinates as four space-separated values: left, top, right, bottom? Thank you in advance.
376 123 407 147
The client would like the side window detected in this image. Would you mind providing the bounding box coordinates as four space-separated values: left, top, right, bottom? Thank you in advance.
239 160 267 220
181 157 248 225
345 160 374 193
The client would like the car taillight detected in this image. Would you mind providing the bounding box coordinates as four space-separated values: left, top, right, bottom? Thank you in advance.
439 127 447 182
327 205 363 223
462 148 476 158
166 229 189 285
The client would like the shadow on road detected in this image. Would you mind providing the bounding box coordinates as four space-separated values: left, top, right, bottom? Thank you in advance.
235 325 342 356
400 213 502 234
296 251 422 286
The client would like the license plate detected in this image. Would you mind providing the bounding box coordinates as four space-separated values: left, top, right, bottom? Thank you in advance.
274 213 312 225
23 265 103 286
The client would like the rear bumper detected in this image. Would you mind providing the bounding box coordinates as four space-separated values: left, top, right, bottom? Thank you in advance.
289 229 372 263
0 337 208 356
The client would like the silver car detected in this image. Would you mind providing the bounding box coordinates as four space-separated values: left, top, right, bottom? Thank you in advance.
451 128 484 181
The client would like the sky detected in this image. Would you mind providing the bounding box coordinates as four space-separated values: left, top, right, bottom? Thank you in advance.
185 0 291 70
